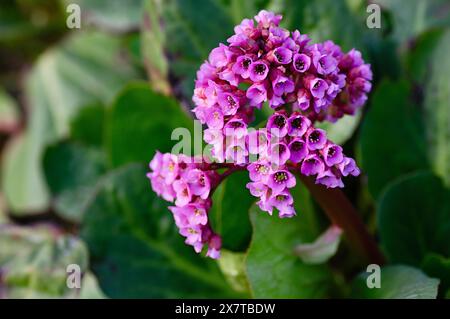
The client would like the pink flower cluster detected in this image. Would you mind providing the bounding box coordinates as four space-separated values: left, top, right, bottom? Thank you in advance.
193 10 372 134
147 10 371 259
147 152 222 258
246 111 360 216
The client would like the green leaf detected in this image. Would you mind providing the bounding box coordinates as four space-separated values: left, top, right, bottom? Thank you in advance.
222 0 271 24
0 225 90 298
423 29 450 186
366 35 402 81
277 0 400 79
107 83 194 167
217 250 251 294
28 31 138 138
78 272 107 299
141 0 170 95
69 103 106 147
375 0 450 43
405 29 445 84
378 172 450 265
352 265 439 299
0 88 19 132
43 141 107 223
1 31 137 215
81 164 238 298
359 80 429 199
280 0 366 51
293 225 342 265
210 170 254 252
316 111 361 145
0 194 7 224
0 3 36 43
404 29 450 186
421 253 450 295
145 0 234 98
246 185 332 298
0 2 66 61
2 134 49 214
61 0 145 32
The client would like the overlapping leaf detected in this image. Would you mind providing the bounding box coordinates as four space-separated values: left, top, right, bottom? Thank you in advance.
81 164 239 298
210 170 254 252
352 265 439 299
378 172 450 265
106 83 194 167
0 225 104 298
43 141 107 223
246 184 332 298
1 31 138 215
359 80 429 198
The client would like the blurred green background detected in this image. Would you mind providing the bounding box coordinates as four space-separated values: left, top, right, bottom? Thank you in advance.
0 0 449 299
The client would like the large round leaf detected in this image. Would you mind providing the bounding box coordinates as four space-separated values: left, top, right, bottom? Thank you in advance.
69 103 106 148
1 31 138 215
81 164 238 298
359 80 429 199
374 0 450 43
140 0 170 95
423 29 450 186
404 28 450 187
421 253 450 295
2 134 49 213
142 0 234 99
209 170 254 252
280 0 366 52
246 184 332 298
61 0 144 32
378 172 450 265
223 0 271 24
0 225 101 298
0 88 19 133
405 29 445 84
43 141 107 223
352 265 439 299
0 194 7 224
106 83 194 167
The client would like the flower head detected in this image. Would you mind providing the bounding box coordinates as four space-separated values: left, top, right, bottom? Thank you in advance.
148 10 370 259
267 113 288 137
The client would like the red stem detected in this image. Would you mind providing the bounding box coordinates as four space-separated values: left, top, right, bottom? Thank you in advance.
297 174 385 265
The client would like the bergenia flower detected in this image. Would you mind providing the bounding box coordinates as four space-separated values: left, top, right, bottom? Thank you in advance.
288 113 311 137
306 128 327 150
301 154 326 176
293 53 311 73
267 113 288 138
268 170 296 194
246 83 268 107
186 169 211 200
289 139 308 163
148 10 371 259
249 61 269 82
248 161 271 182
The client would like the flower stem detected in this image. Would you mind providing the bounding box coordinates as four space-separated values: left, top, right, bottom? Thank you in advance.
298 174 385 265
